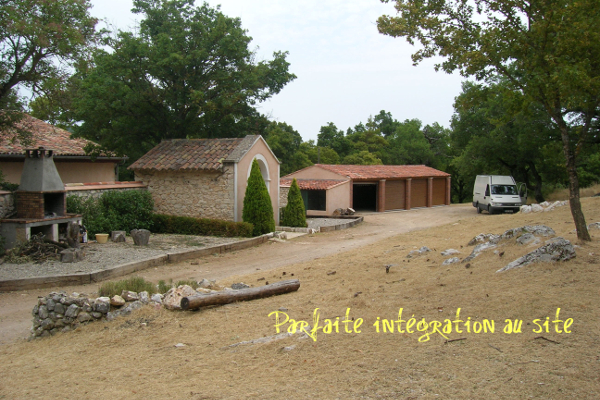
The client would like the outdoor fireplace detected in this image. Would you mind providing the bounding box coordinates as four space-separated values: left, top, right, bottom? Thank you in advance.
1 147 81 249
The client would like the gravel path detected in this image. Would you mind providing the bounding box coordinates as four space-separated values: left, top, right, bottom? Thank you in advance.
0 218 356 281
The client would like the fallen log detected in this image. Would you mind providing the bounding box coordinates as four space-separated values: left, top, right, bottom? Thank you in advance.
180 279 300 311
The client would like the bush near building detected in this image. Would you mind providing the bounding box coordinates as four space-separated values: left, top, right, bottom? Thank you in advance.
242 159 275 236
281 178 307 227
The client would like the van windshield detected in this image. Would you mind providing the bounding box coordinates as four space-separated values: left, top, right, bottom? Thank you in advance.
491 185 517 195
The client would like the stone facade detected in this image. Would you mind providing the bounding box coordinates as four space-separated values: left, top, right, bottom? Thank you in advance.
0 191 14 219
279 186 290 209
136 166 235 220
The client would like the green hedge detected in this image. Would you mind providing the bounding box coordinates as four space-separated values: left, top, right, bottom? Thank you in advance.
67 190 154 238
152 214 253 238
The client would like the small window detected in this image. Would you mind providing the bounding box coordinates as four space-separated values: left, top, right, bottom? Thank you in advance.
485 185 490 197
301 190 326 211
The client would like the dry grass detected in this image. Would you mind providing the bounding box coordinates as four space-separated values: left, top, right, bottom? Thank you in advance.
1 198 599 399
546 183 600 202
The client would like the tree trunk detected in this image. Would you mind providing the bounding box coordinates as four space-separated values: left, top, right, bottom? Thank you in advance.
558 125 591 241
180 279 301 311
528 162 545 203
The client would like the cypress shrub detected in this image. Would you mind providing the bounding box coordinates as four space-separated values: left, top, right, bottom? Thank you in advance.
242 159 275 236
281 178 307 227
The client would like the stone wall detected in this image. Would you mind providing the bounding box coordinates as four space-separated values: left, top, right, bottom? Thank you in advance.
280 186 290 208
0 191 14 219
135 167 236 220
66 186 146 201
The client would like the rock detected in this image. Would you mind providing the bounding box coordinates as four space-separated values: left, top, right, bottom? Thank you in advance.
121 290 139 302
198 278 216 289
111 231 126 242
110 295 126 307
419 246 431 253
46 298 56 311
91 312 103 319
516 233 540 246
151 293 163 304
441 249 460 256
407 246 431 258
60 248 85 263
38 305 49 319
139 291 150 304
531 204 544 213
130 229 150 246
497 237 576 272
442 257 461 265
77 312 93 323
468 233 500 246
463 241 498 263
273 231 287 240
120 301 144 315
588 222 600 230
64 304 80 318
40 318 54 331
54 303 65 315
520 205 532 214
93 297 111 313
163 285 197 310
540 201 550 208
282 345 296 352
231 283 250 290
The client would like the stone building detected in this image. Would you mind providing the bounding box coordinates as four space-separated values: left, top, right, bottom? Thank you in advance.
281 164 451 216
129 136 280 224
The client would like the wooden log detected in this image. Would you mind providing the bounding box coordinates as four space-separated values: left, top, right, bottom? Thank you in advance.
180 279 300 310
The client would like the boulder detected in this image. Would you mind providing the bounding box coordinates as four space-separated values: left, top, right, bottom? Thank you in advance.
520 205 532 214
531 204 544 213
497 237 576 272
93 297 111 314
111 231 126 242
130 229 150 246
163 285 197 310
121 290 139 302
442 257 461 265
467 233 500 246
110 295 126 307
516 233 540 246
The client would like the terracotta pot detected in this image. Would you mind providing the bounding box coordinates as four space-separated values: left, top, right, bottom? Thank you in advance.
95 233 109 244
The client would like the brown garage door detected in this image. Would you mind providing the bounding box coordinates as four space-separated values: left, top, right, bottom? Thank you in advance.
432 178 446 205
411 179 427 208
385 180 405 210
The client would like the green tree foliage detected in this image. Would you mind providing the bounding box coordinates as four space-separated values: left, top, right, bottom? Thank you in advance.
242 159 275 236
71 0 295 162
281 178 306 228
378 0 600 240
317 122 353 159
300 141 340 165
342 150 383 165
264 121 312 175
0 0 98 139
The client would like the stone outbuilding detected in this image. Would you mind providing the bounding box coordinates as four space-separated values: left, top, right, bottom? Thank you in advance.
281 164 451 216
0 114 127 184
129 135 280 224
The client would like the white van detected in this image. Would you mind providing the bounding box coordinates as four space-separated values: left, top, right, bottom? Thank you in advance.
473 175 527 214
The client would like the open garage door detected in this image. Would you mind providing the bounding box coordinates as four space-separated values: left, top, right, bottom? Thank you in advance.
353 183 377 212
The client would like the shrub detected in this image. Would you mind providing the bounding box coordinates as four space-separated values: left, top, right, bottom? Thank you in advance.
98 276 156 297
66 190 154 238
281 178 307 227
152 214 253 237
242 159 275 236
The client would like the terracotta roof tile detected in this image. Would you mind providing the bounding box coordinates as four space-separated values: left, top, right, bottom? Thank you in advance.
314 164 450 180
280 178 348 190
0 114 114 157
128 138 246 171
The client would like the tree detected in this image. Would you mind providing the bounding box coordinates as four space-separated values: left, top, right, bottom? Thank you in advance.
378 0 599 241
0 0 98 139
243 159 275 236
281 178 306 228
72 0 295 162
264 121 312 175
342 150 383 165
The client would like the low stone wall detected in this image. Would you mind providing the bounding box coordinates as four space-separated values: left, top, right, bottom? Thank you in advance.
65 182 147 201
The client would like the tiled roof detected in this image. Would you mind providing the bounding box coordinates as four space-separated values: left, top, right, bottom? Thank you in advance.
129 138 247 171
280 178 348 190
0 114 113 157
315 164 450 180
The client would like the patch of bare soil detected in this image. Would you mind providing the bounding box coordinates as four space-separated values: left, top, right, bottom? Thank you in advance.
1 200 599 399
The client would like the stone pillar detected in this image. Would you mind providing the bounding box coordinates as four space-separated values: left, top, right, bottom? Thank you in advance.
427 177 433 207
377 179 386 212
405 178 412 210
446 176 452 205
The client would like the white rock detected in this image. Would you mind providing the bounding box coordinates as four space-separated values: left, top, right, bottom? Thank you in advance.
163 285 197 310
121 290 139 302
441 249 460 256
442 257 461 265
520 205 532 214
150 293 163 304
110 295 126 307
531 204 544 212
138 291 150 304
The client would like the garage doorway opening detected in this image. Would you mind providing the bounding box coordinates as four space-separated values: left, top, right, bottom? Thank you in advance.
353 183 377 212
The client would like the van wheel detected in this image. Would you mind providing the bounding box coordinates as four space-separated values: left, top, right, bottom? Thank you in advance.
487 205 494 215
476 203 482 214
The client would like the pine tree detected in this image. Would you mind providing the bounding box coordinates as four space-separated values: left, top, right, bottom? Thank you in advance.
242 159 275 236
281 178 307 227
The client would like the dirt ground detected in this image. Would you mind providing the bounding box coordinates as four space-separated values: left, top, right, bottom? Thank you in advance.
1 200 599 399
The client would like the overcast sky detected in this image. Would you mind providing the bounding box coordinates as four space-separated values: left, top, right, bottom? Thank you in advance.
90 0 464 142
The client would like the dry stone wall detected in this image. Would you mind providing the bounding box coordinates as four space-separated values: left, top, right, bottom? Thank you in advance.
136 167 235 220
67 187 146 201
